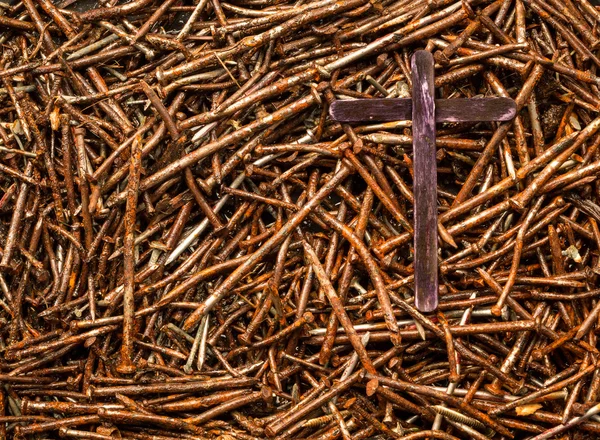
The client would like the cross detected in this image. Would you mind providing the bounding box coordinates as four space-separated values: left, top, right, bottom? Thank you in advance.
329 50 516 313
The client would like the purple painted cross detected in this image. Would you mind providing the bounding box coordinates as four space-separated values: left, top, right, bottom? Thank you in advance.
330 50 516 313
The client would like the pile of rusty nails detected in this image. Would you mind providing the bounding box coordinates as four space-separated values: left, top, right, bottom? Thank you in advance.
2 0 600 437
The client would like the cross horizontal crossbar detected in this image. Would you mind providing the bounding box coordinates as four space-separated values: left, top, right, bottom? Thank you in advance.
329 97 516 123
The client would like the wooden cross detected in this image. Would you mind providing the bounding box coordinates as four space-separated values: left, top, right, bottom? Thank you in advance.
330 50 516 313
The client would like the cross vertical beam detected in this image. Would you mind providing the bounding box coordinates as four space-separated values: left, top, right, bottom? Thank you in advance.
411 50 438 312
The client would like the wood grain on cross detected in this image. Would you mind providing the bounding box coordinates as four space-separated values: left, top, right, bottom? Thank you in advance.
330 50 516 313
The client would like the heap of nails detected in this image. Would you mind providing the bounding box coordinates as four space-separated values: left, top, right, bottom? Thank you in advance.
2 0 600 437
